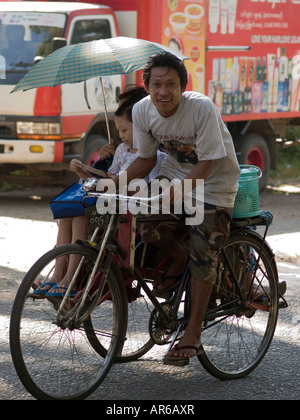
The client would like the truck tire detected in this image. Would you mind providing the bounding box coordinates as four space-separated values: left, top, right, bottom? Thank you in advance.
83 134 108 167
234 133 270 191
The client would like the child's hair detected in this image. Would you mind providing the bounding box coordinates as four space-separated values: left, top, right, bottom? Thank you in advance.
115 85 147 122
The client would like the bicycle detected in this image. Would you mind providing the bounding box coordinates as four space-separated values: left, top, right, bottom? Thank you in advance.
10 191 287 399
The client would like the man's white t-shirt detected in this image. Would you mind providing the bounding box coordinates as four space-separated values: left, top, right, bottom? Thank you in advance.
133 91 240 208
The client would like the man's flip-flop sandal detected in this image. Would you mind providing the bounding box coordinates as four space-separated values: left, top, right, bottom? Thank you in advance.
163 344 204 367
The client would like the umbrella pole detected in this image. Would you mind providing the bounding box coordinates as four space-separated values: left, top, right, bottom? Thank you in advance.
100 77 112 144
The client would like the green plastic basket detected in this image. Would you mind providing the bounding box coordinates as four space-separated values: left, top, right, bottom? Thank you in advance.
233 165 262 218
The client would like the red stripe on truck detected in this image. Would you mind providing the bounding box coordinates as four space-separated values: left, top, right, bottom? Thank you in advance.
34 86 61 116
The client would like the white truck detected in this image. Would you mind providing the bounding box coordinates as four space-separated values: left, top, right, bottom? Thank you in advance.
0 1 124 184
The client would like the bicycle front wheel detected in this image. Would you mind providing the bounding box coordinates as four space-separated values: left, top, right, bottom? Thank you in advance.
10 244 127 400
199 229 279 380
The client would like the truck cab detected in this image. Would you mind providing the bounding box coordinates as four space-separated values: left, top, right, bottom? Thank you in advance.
0 1 122 184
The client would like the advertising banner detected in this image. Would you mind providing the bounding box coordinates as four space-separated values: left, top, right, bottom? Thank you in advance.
161 0 207 93
205 0 300 121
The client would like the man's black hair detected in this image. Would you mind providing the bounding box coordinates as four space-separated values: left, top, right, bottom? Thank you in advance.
142 52 188 89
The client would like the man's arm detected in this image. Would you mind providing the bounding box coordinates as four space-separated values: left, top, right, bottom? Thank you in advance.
185 160 214 187
169 160 214 204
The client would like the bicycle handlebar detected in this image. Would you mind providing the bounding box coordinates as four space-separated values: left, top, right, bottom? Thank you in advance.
85 179 182 220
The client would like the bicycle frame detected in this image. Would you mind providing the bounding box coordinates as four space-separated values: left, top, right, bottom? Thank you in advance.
55 194 278 341
54 197 186 330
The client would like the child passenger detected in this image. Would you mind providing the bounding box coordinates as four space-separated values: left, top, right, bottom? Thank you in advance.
35 86 165 297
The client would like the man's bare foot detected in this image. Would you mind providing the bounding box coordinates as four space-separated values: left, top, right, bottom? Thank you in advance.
163 333 203 366
167 333 202 358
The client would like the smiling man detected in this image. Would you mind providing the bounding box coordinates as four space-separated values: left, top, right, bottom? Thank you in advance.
115 52 240 365
146 66 184 117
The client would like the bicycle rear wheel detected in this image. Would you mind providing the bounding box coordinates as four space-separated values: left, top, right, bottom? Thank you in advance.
199 229 278 380
10 244 127 400
117 279 156 361
87 277 156 362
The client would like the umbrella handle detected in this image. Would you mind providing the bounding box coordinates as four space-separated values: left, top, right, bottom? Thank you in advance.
99 77 112 144
84 81 91 110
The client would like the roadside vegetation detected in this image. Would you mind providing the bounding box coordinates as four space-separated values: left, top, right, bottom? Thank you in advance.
269 140 300 185
0 180 26 191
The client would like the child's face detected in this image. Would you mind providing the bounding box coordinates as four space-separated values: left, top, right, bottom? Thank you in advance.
114 115 133 147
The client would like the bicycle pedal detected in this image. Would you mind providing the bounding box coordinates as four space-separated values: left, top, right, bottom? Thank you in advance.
163 357 190 367
28 292 44 300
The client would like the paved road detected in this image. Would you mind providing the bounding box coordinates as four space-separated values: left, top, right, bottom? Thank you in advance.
0 188 299 400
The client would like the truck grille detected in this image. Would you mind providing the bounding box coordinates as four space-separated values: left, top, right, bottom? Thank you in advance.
0 122 16 138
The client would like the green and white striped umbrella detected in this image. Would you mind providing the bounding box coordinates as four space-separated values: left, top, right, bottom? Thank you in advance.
11 36 188 92
11 36 188 141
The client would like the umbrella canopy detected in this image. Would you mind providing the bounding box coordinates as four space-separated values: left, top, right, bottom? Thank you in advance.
11 36 189 93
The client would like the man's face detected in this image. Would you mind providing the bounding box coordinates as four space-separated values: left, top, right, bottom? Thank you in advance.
146 67 184 118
